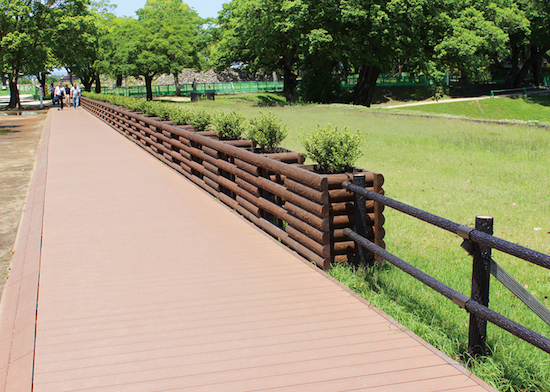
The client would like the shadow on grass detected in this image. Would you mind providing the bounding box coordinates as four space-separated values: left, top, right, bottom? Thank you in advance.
370 84 514 105
526 94 550 107
332 261 468 353
255 94 287 106
371 86 437 104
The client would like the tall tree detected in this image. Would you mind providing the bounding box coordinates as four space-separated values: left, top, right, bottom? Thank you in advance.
109 0 202 100
339 0 410 106
215 0 309 102
0 0 53 108
434 5 509 84
50 0 116 93
299 0 345 103
0 0 92 108
511 0 550 86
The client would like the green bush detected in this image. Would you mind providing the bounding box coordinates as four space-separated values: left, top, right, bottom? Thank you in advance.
151 102 175 120
170 107 192 125
188 109 213 131
248 112 288 152
302 125 362 173
211 111 247 140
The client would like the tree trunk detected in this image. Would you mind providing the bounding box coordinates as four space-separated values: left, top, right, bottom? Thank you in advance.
116 75 123 88
352 65 380 107
458 71 469 86
37 72 47 95
80 73 94 92
7 74 20 109
532 55 543 86
145 74 153 101
94 74 101 93
507 45 520 88
513 45 550 87
174 73 181 96
281 51 297 102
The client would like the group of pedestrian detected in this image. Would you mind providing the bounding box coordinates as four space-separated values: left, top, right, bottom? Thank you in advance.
51 82 81 110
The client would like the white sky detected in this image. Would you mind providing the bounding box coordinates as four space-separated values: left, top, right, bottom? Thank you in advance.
112 0 227 19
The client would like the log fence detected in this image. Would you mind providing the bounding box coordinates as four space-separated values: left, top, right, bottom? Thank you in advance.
343 180 550 357
81 97 385 270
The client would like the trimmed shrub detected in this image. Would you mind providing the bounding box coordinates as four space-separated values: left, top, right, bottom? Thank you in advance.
302 125 362 173
248 112 288 152
211 111 247 140
170 107 193 125
188 109 213 131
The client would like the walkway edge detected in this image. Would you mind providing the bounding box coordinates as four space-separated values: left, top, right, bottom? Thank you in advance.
0 110 51 392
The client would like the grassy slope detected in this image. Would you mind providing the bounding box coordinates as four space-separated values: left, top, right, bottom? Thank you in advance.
384 95 550 124
163 92 550 390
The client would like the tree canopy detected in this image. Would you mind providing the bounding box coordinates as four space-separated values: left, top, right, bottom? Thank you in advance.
107 0 203 100
2 0 549 107
0 0 105 107
214 0 550 105
214 0 309 102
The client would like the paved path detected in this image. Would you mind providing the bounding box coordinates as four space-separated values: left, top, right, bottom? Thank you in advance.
381 87 549 109
0 108 496 391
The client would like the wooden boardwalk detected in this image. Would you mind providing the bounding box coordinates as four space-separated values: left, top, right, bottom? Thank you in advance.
0 108 496 392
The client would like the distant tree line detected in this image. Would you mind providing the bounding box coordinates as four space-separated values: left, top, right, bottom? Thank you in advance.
2 0 549 108
214 0 550 106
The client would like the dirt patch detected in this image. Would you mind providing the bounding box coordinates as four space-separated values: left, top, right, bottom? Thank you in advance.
0 110 47 298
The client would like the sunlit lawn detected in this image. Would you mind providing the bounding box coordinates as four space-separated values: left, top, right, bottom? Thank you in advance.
382 94 550 124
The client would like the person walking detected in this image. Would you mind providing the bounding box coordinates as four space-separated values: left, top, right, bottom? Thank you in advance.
54 83 65 110
64 84 71 107
71 83 81 109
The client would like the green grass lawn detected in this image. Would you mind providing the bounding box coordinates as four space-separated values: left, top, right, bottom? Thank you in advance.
92 91 550 391
384 94 550 125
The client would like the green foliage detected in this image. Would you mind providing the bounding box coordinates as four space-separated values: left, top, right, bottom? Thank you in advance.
211 111 246 139
434 6 509 81
107 0 204 100
188 109 213 132
302 125 362 173
248 112 287 152
214 0 308 102
169 107 192 125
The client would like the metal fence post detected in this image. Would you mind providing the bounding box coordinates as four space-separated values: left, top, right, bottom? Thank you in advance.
352 175 369 266
468 215 494 358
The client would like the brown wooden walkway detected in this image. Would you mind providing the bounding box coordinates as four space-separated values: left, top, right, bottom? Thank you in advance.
0 108 497 391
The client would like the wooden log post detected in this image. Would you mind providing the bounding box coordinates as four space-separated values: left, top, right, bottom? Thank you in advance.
352 175 370 266
468 215 493 358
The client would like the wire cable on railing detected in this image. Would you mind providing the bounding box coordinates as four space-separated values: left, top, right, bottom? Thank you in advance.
344 229 550 354
342 182 550 270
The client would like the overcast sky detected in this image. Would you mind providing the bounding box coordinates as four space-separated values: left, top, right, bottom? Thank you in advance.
112 0 227 19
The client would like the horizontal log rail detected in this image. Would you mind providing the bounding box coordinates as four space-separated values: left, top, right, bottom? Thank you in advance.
81 97 385 270
342 180 550 357
344 230 550 354
343 182 550 269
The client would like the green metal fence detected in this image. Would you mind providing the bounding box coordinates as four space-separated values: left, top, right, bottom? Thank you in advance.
342 73 446 88
101 73 549 98
102 80 285 97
